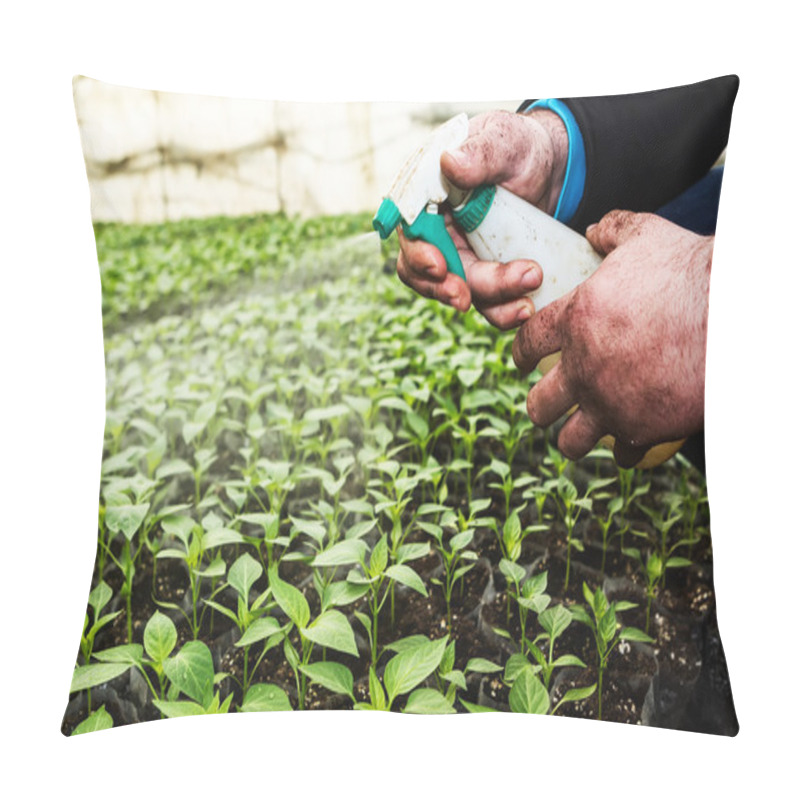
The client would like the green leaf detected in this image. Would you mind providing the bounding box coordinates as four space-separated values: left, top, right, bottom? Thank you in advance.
299 662 355 699
70 663 131 694
403 688 456 714
666 557 693 569
301 610 358 657
598 608 618 646
71 705 113 735
105 503 149 541
449 531 474 552
369 666 387 711
155 459 193 480
396 542 430 563
152 700 207 718
87 581 113 617
163 641 214 707
618 627 655 643
570 606 593 627
499 558 526 587
509 667 550 714
384 635 431 654
324 580 369 607
465 658 503 674
241 683 293 712
560 683 597 703
460 699 499 713
384 637 448 704
235 617 281 648
228 552 263 601
538 605 572 641
203 527 245 549
441 670 467 691
369 535 388 576
161 515 197 548
551 654 586 669
203 599 240 627
92 644 143 666
503 653 532 685
385 564 427 596
143 611 178 663
312 539 368 568
269 564 310 629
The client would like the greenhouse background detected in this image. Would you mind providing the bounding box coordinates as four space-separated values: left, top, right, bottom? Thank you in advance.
74 76 513 222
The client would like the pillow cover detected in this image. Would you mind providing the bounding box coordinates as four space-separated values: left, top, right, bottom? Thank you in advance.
63 75 738 735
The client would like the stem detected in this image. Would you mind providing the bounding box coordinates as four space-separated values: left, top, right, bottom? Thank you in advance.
564 527 572 591
597 664 604 721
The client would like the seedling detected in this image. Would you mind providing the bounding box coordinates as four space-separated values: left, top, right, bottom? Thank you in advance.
156 513 244 638
349 534 428 666
571 582 653 720
353 636 449 712
622 548 693 633
269 563 359 709
547 475 614 590
203 553 281 694
424 524 478 630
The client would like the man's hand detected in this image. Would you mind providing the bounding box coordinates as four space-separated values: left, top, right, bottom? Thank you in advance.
396 109 569 330
512 211 713 467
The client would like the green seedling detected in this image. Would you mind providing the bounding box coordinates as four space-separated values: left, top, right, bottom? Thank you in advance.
203 553 281 694
269 563 359 710
507 663 597 716
547 475 614 590
594 495 629 573
528 603 586 690
622 548 693 634
156 513 243 638
637 498 698 588
479 459 537 521
99 496 150 642
423 524 478 631
571 582 653 720
349 533 429 667
354 636 449 712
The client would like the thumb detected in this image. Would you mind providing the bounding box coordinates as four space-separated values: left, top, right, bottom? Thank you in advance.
441 117 523 189
586 210 651 256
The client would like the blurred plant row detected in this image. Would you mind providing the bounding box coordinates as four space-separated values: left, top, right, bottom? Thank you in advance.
68 213 710 733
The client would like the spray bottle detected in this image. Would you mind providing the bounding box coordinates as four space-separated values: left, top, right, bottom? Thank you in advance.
372 113 682 468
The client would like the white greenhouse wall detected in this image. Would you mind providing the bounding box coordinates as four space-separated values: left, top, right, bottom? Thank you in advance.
73 77 516 223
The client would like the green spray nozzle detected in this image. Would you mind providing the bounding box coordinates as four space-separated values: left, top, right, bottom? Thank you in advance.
372 199 466 281
372 113 472 283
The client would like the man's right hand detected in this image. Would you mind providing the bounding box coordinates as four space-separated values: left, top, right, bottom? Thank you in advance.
396 109 569 330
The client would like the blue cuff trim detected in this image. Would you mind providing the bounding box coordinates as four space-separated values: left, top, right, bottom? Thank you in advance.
525 98 586 224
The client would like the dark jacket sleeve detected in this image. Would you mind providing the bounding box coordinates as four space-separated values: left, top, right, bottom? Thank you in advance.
520 75 739 232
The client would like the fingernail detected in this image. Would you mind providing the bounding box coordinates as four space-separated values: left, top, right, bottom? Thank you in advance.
586 223 597 236
521 267 540 291
516 303 533 322
446 148 467 169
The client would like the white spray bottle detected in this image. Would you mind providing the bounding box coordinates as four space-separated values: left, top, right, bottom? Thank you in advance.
372 113 602 310
373 113 683 468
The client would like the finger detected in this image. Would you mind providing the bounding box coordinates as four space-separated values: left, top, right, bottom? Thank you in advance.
557 409 605 461
512 293 571 374
441 119 524 188
397 228 448 281
397 249 471 311
585 210 650 255
525 360 574 427
478 298 536 330
467 259 543 307
613 438 649 469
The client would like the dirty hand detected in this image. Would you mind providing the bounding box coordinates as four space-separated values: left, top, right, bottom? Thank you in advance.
512 211 713 467
396 109 569 330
